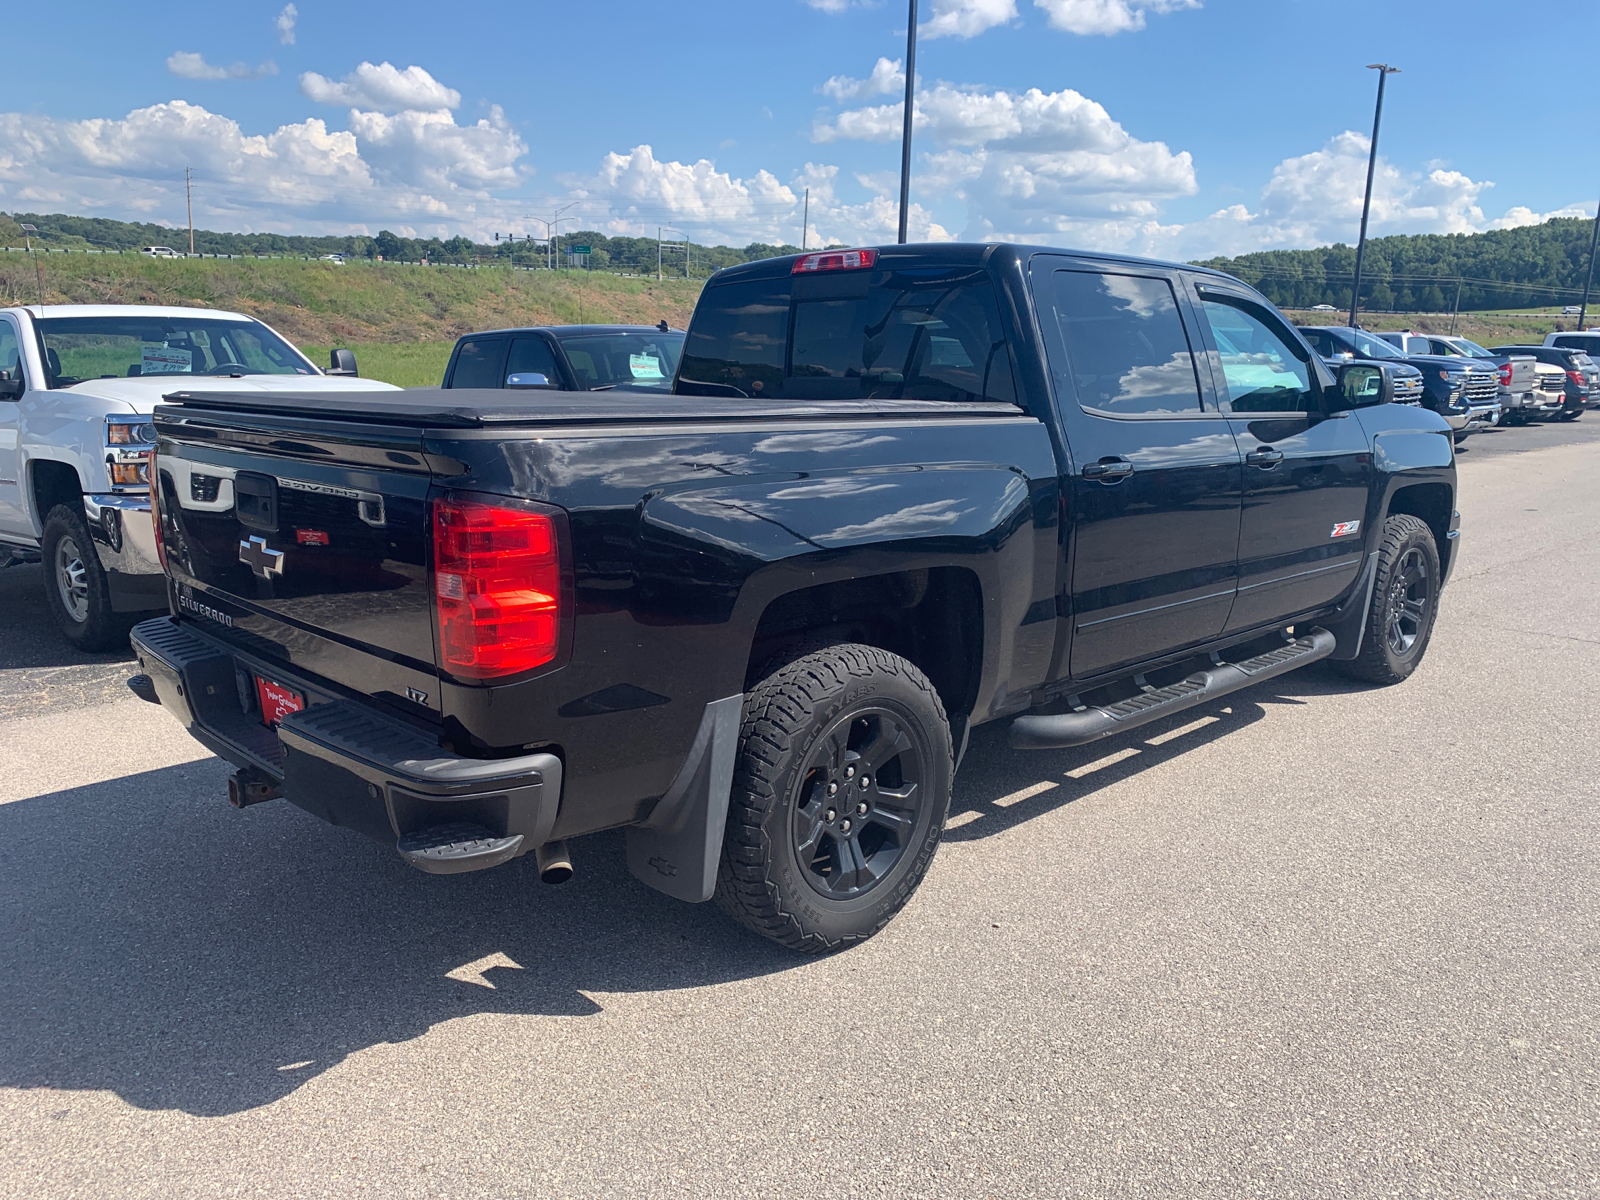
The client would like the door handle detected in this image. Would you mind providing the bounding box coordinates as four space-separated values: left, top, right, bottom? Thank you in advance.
1082 458 1133 481
1245 447 1284 467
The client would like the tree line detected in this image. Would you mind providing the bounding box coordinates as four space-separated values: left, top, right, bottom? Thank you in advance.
1195 216 1600 312
0 211 815 278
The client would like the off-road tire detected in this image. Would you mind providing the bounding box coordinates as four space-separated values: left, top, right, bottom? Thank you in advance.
41 504 133 652
715 644 953 953
1335 513 1440 686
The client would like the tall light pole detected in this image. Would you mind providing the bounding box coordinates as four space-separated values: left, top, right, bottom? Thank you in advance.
1578 185 1600 330
19 223 44 308
896 0 918 245
1348 63 1399 329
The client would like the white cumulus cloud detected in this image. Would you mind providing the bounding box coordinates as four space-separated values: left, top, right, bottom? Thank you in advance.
558 147 948 248
1034 0 1200 36
815 78 1194 242
299 62 461 112
166 52 278 81
0 94 526 240
275 3 298 45
922 0 1019 38
821 57 906 103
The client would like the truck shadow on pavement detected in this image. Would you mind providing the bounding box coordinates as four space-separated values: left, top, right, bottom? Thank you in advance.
0 666 1374 1118
944 664 1373 842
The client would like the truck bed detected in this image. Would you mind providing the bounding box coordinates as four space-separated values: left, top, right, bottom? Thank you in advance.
162 386 1024 428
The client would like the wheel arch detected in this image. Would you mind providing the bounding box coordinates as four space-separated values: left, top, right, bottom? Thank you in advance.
29 457 83 535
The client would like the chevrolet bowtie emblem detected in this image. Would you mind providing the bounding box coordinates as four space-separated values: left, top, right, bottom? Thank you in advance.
239 534 285 579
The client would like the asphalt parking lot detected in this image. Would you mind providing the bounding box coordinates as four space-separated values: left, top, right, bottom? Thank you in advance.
1 422 1596 1199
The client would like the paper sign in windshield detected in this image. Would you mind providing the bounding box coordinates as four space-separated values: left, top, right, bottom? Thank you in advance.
142 346 193 374
629 354 664 380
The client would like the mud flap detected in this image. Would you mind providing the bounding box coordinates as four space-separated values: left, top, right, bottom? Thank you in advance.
1324 550 1380 661
625 694 744 903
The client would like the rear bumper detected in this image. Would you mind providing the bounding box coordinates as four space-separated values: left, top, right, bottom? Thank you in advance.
130 616 562 852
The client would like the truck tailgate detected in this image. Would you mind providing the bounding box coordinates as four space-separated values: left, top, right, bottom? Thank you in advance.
151 404 440 716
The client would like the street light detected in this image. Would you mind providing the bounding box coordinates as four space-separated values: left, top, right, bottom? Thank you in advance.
527 204 577 271
1578 184 1600 331
897 0 919 245
1348 63 1400 329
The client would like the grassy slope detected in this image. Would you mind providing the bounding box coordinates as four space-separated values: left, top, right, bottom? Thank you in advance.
1280 308 1577 347
300 342 455 388
0 253 703 348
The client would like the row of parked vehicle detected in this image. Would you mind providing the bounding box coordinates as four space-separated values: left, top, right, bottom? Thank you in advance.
1295 325 1597 443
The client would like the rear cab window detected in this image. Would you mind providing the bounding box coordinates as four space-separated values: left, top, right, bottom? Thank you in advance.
677 262 1016 404
1038 269 1202 416
448 337 508 389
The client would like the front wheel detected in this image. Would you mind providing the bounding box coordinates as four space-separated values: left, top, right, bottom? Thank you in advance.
1335 513 1441 686
715 644 953 953
41 504 134 652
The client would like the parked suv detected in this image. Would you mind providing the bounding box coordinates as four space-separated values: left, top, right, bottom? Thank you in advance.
131 244 1458 952
1376 332 1537 424
442 324 684 393
1545 330 1600 363
1299 326 1500 442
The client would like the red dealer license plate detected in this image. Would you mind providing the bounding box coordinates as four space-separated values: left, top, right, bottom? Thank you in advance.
256 676 305 727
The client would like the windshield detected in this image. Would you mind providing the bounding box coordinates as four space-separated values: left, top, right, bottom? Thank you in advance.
1346 331 1401 359
34 315 316 388
556 331 683 391
1445 338 1493 357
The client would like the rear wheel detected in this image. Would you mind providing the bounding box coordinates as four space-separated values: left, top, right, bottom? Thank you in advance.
715 644 952 953
1558 409 1581 422
1335 513 1440 686
42 504 135 652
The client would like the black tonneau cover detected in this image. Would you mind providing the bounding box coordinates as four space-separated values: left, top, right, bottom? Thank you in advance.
160 387 1024 429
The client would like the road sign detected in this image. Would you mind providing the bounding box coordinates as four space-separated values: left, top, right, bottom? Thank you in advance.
571 245 592 255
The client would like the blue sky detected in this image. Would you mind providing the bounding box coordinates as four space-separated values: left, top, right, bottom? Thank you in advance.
4 0 1594 258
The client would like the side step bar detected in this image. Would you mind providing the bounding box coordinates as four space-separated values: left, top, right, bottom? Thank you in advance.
1009 627 1336 750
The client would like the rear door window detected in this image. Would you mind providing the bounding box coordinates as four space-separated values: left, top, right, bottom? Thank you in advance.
678 266 1016 403
448 337 508 388
1043 270 1202 416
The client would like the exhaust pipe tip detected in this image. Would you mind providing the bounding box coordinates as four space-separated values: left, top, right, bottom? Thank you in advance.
534 839 573 885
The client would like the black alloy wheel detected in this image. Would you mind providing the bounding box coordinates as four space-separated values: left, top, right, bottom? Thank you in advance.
1336 513 1441 685
791 707 926 901
717 643 953 953
1382 546 1432 658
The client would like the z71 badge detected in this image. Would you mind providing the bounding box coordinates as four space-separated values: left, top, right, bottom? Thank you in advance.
1330 520 1362 538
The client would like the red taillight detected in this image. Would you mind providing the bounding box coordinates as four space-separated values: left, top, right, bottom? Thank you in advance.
1498 362 1512 386
792 248 877 274
431 495 563 679
1568 370 1585 387
149 450 168 572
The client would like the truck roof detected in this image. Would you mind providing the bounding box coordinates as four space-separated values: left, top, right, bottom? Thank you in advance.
6 303 254 322
709 241 1242 285
457 323 681 339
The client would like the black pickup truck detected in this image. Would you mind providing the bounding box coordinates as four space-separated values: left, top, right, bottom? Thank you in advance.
130 243 1460 952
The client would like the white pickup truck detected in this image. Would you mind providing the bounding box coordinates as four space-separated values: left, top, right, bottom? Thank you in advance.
0 304 398 649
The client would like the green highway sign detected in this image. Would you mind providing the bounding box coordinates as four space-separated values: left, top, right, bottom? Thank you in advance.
571 245 592 254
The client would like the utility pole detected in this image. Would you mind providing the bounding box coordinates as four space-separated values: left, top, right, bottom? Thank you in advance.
658 227 663 281
185 168 195 256
1448 277 1463 335
19 223 44 308
897 0 918 245
1349 64 1400 329
802 187 809 251
1578 185 1600 331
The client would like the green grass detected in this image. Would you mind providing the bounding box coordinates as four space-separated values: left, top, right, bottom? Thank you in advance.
302 342 454 389
0 252 704 348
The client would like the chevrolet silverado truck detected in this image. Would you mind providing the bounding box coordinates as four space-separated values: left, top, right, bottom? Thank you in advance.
1375 332 1537 424
129 244 1460 953
1298 325 1501 442
0 305 396 649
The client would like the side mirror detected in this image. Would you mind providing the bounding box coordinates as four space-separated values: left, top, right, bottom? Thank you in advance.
1332 362 1393 410
506 372 552 390
0 371 21 400
327 348 358 377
